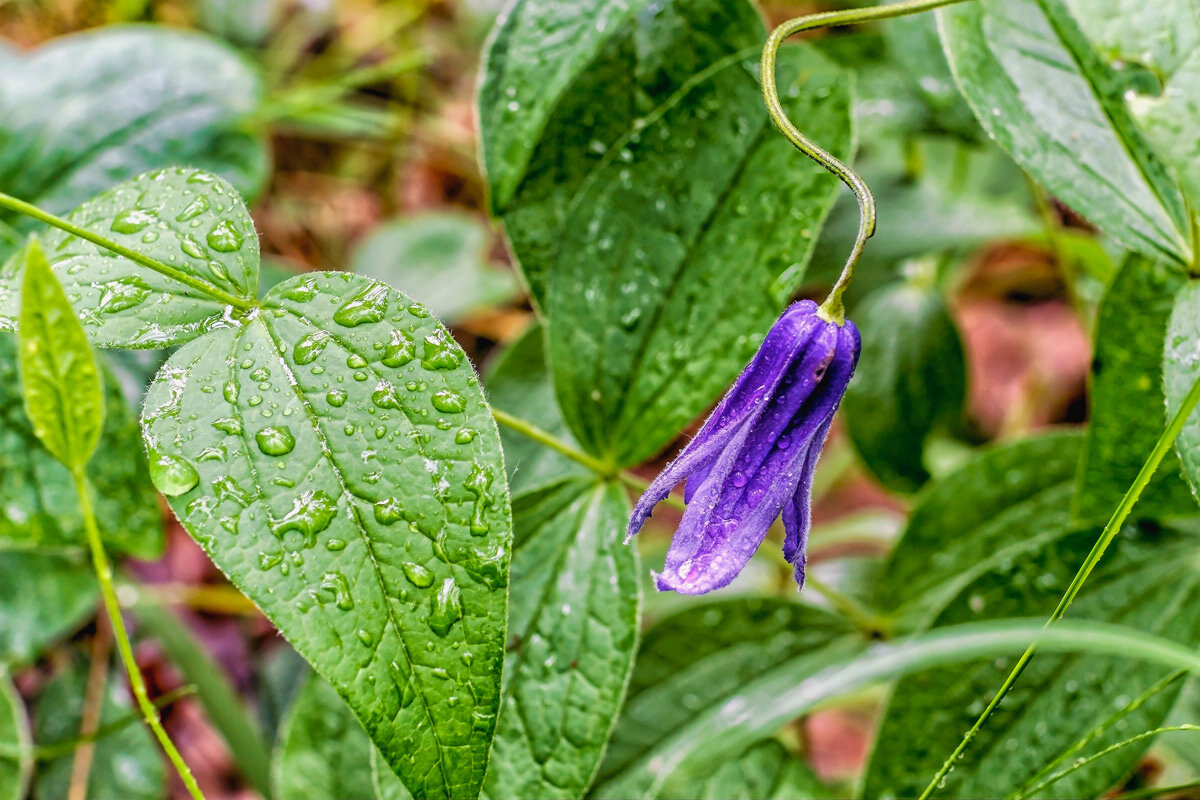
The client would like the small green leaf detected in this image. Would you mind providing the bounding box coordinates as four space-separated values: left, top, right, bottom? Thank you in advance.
842 279 966 492
351 214 518 324
874 431 1084 624
1163 279 1200 496
939 0 1192 264
17 240 103 472
141 271 511 799
274 673 409 800
34 661 165 800
484 324 587 495
1074 255 1196 523
0 670 31 800
657 739 832 800
0 333 162 558
0 27 266 232
484 479 640 800
0 553 96 666
481 0 853 464
0 168 261 349
864 522 1200 799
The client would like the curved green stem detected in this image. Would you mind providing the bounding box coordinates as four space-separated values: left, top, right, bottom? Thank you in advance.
919 369 1200 799
72 471 206 800
761 0 974 324
0 192 255 313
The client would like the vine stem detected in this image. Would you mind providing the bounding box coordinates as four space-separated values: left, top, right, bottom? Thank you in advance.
71 470 206 800
761 0 974 324
0 192 254 312
919 369 1200 799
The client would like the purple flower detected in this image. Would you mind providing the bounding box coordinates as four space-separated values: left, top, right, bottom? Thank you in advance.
626 300 860 594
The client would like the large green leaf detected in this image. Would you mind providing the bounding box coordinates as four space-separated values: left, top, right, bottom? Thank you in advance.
17 240 103 472
874 431 1084 625
0 333 161 558
1164 280 1200 496
657 739 832 800
484 479 640 800
842 278 966 493
1064 0 1200 208
351 214 518 325
863 522 1200 798
594 598 855 799
484 324 586 495
34 661 165 800
0 670 30 800
0 27 266 225
938 0 1192 264
0 168 261 349
1074 255 1196 523
274 673 408 800
0 553 96 666
140 270 512 799
481 0 853 464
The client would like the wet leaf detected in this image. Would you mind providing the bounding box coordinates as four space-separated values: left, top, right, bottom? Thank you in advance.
939 0 1192 264
34 661 164 800
351 214 518 325
0 26 266 238
842 279 966 493
0 168 260 350
864 521 1200 798
1074 255 1196 523
480 0 853 464
484 479 640 800
141 271 511 800
17 240 103 472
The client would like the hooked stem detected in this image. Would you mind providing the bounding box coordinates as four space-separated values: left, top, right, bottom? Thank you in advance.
761 0 976 324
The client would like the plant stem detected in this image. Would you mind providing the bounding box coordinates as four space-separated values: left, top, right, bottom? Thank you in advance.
1113 777 1200 800
1021 725 1200 798
761 0 975 324
67 623 111 800
0 192 254 312
71 470 206 800
919 370 1200 799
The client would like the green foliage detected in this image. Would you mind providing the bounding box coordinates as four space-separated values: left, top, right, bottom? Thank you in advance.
34 661 164 800
939 0 1192 265
351 214 518 325
1164 279 1200 498
0 553 96 666
842 276 966 492
484 479 640 800
0 670 30 800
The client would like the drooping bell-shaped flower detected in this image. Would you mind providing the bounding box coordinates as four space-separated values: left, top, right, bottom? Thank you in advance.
627 300 860 594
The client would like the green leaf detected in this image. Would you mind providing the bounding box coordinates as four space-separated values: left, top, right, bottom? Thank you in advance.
17 240 103 471
484 479 640 800
0 27 266 226
863 522 1200 799
842 279 966 492
0 670 31 800
34 661 165 800
874 431 1084 624
0 333 162 558
1064 0 1200 208
0 168 261 349
594 598 855 799
1074 255 1196 523
938 0 1192 264
484 324 586 495
481 0 853 464
0 553 96 666
140 271 512 800
593 612 1200 799
274 673 409 800
657 739 832 800
1163 279 1200 497
883 12 980 138
351 214 518 325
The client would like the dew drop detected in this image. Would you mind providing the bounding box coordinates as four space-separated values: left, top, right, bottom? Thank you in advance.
149 452 200 497
429 578 463 636
402 562 435 588
271 490 338 548
455 428 476 444
334 284 389 327
346 353 367 369
319 571 355 610
97 276 151 314
281 276 317 303
372 380 403 410
326 538 346 551
465 463 495 535
175 193 210 222
382 330 416 367
374 497 404 525
357 629 374 646
212 417 242 436
179 234 207 260
293 330 331 365
206 219 245 252
110 209 156 234
421 331 462 370
431 389 466 414
255 426 295 456
326 389 347 407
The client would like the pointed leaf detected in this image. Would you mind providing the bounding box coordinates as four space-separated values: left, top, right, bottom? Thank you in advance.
938 0 1192 264
17 241 103 471
140 271 511 799
1074 255 1196 523
484 479 640 800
